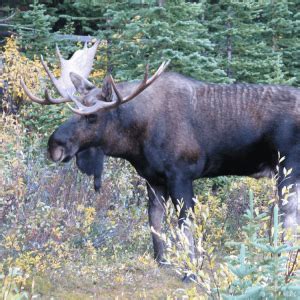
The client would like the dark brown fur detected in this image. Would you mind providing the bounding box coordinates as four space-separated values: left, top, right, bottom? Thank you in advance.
48 72 300 275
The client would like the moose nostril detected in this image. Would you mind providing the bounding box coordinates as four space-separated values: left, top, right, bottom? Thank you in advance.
49 146 65 162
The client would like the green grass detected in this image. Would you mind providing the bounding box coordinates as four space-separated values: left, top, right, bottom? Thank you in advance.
34 254 193 299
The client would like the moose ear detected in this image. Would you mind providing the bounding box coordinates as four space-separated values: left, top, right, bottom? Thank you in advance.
75 147 104 192
70 72 95 95
101 75 113 102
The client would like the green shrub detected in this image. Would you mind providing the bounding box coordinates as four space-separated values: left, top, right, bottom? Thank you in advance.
222 192 300 299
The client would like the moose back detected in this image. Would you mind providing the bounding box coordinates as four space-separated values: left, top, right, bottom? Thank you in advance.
22 42 300 268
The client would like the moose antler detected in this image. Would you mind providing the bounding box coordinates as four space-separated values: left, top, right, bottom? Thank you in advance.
111 60 170 105
21 41 100 105
68 60 170 115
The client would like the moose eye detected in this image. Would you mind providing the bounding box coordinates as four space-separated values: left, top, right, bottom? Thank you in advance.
86 114 97 124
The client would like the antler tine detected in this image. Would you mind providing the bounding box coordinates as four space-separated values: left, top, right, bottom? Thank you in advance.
151 60 170 80
22 55 72 104
67 92 117 115
110 61 170 105
45 89 70 104
40 55 70 99
91 39 100 50
142 64 149 84
67 59 169 115
109 75 123 104
20 78 51 105
41 56 59 89
21 77 70 105
55 44 64 64
21 41 100 107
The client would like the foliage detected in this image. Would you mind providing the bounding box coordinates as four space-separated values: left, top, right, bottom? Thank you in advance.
0 36 108 137
0 113 29 298
0 36 45 113
222 192 300 299
205 0 299 85
1 108 300 297
96 0 228 82
16 0 58 58
0 110 151 297
0 36 69 140
262 0 300 85
157 188 300 299
1 0 300 298
4 1 299 86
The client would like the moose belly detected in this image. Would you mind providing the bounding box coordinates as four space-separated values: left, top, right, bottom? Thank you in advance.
202 141 277 178
135 165 166 185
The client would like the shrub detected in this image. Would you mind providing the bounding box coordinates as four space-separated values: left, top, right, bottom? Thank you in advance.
160 189 300 299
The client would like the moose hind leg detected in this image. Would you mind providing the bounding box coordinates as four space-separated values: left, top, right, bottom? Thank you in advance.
279 180 300 239
277 155 300 240
147 183 169 264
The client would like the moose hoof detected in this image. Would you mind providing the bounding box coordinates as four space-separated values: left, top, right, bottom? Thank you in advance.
182 273 196 283
157 258 170 268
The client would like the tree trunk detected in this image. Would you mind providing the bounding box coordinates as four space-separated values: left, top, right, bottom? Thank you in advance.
226 6 233 78
226 20 232 78
157 0 165 7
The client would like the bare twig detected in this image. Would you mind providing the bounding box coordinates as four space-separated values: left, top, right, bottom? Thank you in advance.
0 11 16 24
285 249 299 283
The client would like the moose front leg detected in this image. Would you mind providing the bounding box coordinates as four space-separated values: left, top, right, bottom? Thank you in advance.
147 183 169 263
167 175 196 281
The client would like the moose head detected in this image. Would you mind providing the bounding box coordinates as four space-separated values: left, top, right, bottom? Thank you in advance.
21 41 169 191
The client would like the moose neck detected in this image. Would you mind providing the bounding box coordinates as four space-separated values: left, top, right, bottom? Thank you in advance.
99 103 144 160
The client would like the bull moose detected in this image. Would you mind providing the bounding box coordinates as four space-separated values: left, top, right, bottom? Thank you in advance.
22 41 300 277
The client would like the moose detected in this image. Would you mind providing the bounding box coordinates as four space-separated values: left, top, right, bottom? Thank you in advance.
22 41 300 278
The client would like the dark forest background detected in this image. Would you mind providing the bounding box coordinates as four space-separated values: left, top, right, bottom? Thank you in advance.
0 1 300 298
1 0 299 85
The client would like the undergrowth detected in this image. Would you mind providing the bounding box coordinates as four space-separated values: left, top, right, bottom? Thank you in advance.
0 36 299 299
1 109 299 299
